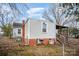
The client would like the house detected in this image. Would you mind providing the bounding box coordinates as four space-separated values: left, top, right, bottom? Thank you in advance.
12 22 22 40
13 18 56 46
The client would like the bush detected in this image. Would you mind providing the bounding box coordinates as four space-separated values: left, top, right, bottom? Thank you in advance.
0 37 19 56
69 28 79 38
1 24 12 38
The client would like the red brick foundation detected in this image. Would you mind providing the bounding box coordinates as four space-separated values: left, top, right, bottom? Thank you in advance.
29 39 36 46
49 39 55 45
28 38 56 46
25 39 28 45
42 38 56 45
43 39 49 45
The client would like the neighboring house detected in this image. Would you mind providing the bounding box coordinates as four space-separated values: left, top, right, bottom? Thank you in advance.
12 22 22 40
12 18 56 46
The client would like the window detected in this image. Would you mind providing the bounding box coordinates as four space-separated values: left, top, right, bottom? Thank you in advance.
42 23 47 32
18 29 21 34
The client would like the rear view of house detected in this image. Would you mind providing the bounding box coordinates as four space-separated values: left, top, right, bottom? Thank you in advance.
13 18 56 46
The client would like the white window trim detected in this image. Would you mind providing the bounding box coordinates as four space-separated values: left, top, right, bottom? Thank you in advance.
18 28 21 34
41 21 48 33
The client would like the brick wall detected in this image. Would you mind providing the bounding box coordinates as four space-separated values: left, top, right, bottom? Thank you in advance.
43 39 49 45
29 39 36 46
29 38 56 46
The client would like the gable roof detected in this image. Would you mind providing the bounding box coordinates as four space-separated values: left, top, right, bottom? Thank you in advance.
26 18 54 23
13 22 22 28
12 18 54 28
56 25 68 29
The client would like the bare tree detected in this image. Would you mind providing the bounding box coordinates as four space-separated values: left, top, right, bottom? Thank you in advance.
42 3 76 56
0 3 29 37
43 4 75 26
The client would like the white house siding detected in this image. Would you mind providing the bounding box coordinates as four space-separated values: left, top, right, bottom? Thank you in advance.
25 22 28 39
12 28 22 38
29 19 56 39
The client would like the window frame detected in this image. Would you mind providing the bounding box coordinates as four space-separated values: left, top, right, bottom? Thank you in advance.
41 22 48 33
18 28 21 34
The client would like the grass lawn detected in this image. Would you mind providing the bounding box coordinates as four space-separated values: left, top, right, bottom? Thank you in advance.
0 37 78 56
6 45 63 56
2 45 76 56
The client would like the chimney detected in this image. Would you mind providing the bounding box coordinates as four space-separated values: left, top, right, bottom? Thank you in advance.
22 20 26 46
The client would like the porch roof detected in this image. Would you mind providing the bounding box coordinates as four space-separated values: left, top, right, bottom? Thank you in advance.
56 25 68 29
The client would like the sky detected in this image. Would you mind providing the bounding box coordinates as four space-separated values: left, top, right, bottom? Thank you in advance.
1 3 78 27
17 3 49 21
0 3 55 23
